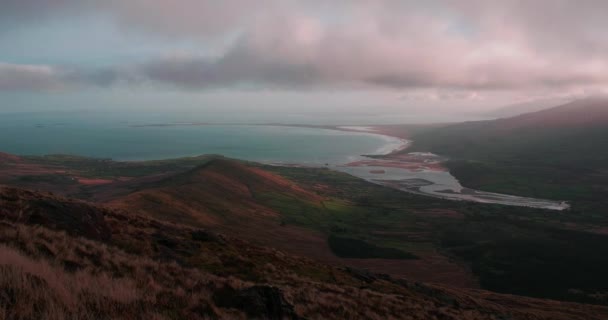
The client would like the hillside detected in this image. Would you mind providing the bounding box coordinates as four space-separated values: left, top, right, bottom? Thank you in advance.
101 159 472 286
103 159 337 263
103 157 608 305
2 186 608 319
483 97 572 118
409 98 608 211
5 153 608 304
1 154 462 285
411 97 608 165
108 158 322 223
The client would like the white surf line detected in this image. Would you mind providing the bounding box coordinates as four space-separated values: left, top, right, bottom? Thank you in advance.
337 126 378 132
372 137 411 155
278 124 410 157
322 125 410 156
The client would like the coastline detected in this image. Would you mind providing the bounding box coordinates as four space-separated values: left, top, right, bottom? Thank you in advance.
2 120 569 210
325 125 570 211
0 121 569 210
299 124 413 156
129 121 412 159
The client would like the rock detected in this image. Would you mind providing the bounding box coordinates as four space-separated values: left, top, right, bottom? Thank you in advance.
0 187 112 242
191 229 226 244
214 285 301 319
344 267 377 283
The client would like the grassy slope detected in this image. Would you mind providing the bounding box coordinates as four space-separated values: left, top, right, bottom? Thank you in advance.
107 159 421 261
6 153 608 304
399 98 608 302
4 187 607 319
263 164 608 304
408 99 608 209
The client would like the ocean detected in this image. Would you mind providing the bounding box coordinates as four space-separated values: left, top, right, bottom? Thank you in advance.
0 112 403 164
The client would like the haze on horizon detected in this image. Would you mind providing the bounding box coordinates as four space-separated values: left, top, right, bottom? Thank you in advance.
2 0 608 122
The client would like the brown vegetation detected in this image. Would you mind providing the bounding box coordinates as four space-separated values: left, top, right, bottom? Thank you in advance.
0 186 112 241
2 186 608 319
110 159 322 223
0 152 20 163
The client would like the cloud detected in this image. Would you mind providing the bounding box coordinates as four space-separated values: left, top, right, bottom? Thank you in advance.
0 62 141 91
0 0 274 38
130 9 608 92
0 63 66 91
3 0 608 95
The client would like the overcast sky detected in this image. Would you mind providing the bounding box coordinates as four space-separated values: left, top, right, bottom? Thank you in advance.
1 0 607 118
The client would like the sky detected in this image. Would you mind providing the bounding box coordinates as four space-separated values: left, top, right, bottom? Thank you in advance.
1 0 607 121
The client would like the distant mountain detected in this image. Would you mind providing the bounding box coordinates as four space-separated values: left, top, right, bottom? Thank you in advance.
412 97 608 163
410 97 608 209
483 97 573 118
497 96 608 129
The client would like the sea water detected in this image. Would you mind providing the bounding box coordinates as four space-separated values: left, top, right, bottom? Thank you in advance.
0 112 403 164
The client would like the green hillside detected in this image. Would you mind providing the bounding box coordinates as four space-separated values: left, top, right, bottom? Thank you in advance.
410 98 608 217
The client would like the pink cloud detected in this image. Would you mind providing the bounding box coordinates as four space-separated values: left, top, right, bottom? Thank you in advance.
2 0 608 97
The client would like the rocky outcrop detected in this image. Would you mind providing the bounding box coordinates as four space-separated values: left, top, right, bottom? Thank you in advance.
0 187 111 241
214 285 301 320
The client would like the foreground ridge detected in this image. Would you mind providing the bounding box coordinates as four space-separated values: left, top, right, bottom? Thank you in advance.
1 186 607 319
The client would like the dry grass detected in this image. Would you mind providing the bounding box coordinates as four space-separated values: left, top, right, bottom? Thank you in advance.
0 223 243 319
2 222 608 320
2 186 608 319
0 245 142 320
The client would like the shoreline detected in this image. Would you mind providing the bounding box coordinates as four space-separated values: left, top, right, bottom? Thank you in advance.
266 123 415 157
326 126 570 211
130 122 412 159
1 121 569 210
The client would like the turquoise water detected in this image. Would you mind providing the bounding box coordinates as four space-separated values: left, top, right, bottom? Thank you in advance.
0 112 401 164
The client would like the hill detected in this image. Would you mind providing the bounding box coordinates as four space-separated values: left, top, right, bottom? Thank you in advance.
411 97 608 164
109 158 322 223
483 97 572 118
101 159 469 286
1 154 456 285
5 153 608 304
410 97 608 209
2 186 608 319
